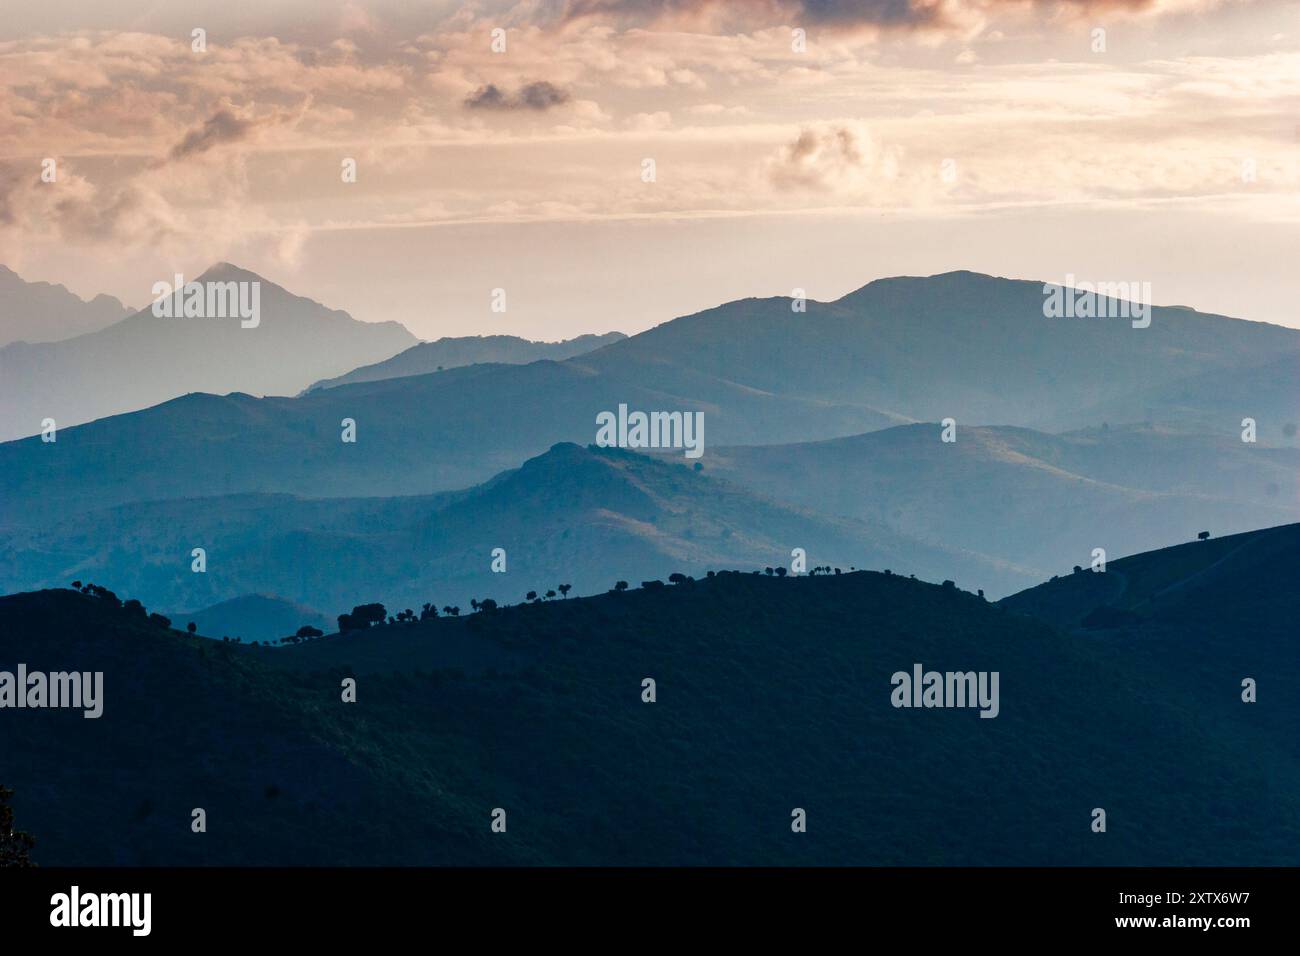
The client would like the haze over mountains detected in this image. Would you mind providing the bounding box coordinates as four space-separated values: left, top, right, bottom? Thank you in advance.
0 443 1025 624
693 423 1300 578
3 269 1296 521
0 264 132 347
0 263 415 441
303 331 626 393
4 525 1297 865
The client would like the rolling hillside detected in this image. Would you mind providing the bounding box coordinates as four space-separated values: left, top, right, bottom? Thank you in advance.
2 534 1297 865
0 443 1026 630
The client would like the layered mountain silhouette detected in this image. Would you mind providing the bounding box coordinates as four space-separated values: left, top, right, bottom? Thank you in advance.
0 263 415 441
692 423 1300 578
3 525 1297 865
0 264 131 347
303 331 626 392
0 443 1025 628
3 270 1294 517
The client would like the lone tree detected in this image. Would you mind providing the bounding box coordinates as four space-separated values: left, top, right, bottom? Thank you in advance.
0 785 36 867
558 584 571 599
614 580 629 593
1198 530 1211 541
187 622 197 635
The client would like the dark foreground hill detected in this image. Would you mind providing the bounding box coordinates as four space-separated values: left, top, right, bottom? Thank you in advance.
2 533 1297 865
1001 522 1300 781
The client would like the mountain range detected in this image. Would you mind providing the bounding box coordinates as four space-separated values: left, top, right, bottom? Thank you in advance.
3 269 1296 523
302 331 626 393
0 264 131 347
0 263 415 441
0 442 1025 626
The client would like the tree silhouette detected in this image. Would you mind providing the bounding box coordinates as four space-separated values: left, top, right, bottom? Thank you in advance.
614 580 629 593
0 785 35 867
526 591 538 602
668 573 687 585
1198 530 1210 541
296 625 323 639
545 590 556 600
338 603 386 633
774 567 787 578
187 622 197 635
558 584 571 599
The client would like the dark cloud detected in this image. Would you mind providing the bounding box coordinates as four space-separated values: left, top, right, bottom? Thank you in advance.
167 110 255 161
516 81 571 110
561 0 1155 29
464 81 571 111
464 84 509 109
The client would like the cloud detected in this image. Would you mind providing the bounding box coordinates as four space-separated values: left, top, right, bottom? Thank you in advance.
766 124 872 191
465 81 572 110
558 0 1163 31
167 109 258 161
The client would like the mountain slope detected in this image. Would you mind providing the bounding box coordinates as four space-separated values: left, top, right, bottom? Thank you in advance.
0 443 1028 626
3 551 1298 865
0 263 415 441
0 264 131 347
579 270 1300 431
691 423 1300 579
2 270 1294 515
303 331 626 392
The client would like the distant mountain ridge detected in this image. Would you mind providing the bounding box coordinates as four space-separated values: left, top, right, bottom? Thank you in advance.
0 262 415 441
0 442 1029 626
2 270 1296 520
303 331 626 392
689 422 1300 579
0 264 131 347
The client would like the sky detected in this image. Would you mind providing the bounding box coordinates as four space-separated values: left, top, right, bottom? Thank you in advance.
1 0 1297 338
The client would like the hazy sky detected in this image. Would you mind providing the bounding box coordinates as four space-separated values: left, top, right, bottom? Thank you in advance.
1 0 1297 337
